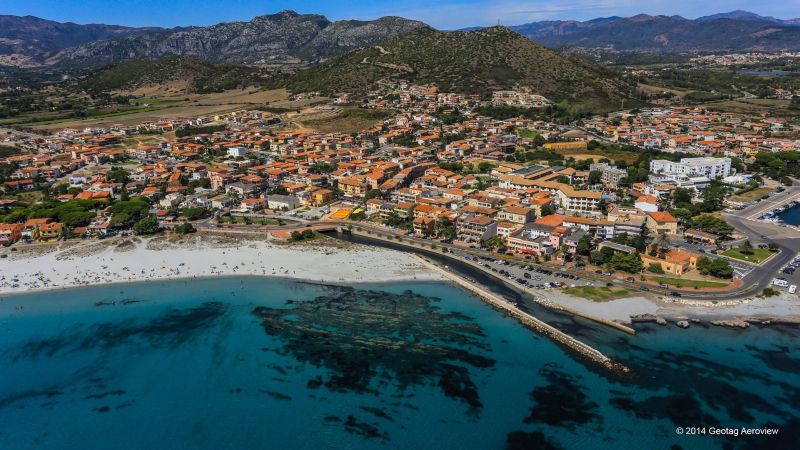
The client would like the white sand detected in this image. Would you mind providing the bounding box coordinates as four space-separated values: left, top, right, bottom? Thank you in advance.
0 235 443 295
546 288 800 323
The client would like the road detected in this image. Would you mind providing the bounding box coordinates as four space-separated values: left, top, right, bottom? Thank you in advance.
193 206 796 301
722 188 800 296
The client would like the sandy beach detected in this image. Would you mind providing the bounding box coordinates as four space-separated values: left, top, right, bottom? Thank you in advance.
544 288 800 325
0 234 443 296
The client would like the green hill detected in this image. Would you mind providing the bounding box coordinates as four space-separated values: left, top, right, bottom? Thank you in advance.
274 26 637 112
78 57 265 94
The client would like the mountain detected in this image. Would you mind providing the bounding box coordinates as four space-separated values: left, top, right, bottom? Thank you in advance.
488 11 800 52
274 27 635 111
695 10 781 23
0 15 158 67
45 11 426 69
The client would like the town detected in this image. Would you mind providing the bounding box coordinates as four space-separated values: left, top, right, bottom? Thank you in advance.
1 83 799 299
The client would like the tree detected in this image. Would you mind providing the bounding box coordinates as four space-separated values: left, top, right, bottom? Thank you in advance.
132 217 160 235
588 170 603 185
576 235 592 256
270 185 289 195
108 198 150 228
435 219 457 242
647 262 664 274
654 232 671 257
699 181 727 212
174 223 196 234
692 214 734 238
289 229 316 241
540 204 554 217
182 207 210 221
696 257 733 279
740 240 754 255
364 189 383 201
608 252 644 274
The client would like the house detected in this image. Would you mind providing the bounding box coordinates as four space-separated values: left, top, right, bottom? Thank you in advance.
22 218 52 241
634 195 659 213
240 197 267 212
310 188 334 206
641 249 700 276
210 194 236 209
646 211 678 235
0 223 23 245
226 182 258 198
413 216 436 237
38 222 63 241
159 192 185 209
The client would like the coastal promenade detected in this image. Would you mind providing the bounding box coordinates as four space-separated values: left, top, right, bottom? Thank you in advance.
193 217 771 301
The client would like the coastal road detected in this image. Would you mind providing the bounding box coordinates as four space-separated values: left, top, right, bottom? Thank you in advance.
191 215 783 301
722 189 800 297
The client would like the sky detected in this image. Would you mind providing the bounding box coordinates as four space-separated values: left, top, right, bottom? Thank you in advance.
1 0 798 30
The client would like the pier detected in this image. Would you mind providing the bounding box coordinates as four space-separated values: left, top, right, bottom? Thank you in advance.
414 255 630 374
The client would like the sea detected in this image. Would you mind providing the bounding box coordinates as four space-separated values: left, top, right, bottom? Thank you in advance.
777 203 800 227
0 277 798 450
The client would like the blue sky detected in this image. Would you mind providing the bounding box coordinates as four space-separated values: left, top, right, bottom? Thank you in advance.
0 0 797 29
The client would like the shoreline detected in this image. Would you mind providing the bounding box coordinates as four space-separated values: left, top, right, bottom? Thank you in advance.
2 232 799 330
0 234 443 297
414 255 630 374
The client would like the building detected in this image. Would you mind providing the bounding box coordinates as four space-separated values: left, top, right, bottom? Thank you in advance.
589 162 628 186
641 250 700 276
38 222 63 241
456 215 497 243
0 223 23 246
634 195 659 213
21 218 52 241
508 226 554 256
498 206 535 225
684 228 719 245
338 177 368 199
267 194 300 210
649 157 731 179
412 217 436 237
646 211 678 235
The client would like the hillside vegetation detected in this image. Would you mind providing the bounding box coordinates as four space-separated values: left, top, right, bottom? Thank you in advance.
274 27 636 112
78 57 265 94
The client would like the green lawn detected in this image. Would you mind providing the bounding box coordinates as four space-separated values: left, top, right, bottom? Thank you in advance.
220 215 282 225
563 285 633 302
723 247 774 264
648 276 728 289
517 129 540 139
728 187 775 203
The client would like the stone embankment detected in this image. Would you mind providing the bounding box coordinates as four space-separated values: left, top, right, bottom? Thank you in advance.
416 256 630 374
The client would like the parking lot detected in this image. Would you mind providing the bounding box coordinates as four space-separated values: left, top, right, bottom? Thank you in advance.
458 254 594 291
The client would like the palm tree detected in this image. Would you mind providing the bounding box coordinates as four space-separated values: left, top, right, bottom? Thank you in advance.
654 232 671 259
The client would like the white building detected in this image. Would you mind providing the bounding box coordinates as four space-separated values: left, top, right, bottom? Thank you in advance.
649 157 731 179
227 146 247 158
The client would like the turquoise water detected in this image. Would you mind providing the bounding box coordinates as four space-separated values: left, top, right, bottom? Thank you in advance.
0 277 798 450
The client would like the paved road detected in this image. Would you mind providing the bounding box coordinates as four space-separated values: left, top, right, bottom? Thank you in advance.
191 212 787 300
722 189 800 296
